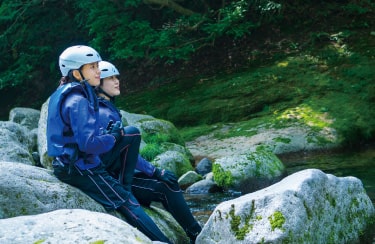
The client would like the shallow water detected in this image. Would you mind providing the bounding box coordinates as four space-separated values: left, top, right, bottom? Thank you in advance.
184 145 375 242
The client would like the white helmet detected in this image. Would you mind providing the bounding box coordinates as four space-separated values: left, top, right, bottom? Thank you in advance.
59 45 102 76
99 61 120 79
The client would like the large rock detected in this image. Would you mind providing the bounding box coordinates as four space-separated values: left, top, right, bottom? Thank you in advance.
152 150 194 177
212 146 286 193
186 123 339 159
197 169 375 243
0 121 34 165
9 107 40 130
0 161 106 219
0 161 188 243
0 209 152 244
37 99 53 169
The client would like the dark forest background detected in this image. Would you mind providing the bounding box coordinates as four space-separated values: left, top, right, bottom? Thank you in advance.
1 1 374 145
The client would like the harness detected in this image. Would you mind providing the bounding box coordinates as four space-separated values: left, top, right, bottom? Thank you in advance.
48 80 99 172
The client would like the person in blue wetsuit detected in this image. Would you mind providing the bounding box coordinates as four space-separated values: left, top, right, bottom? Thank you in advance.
97 61 202 243
46 45 172 243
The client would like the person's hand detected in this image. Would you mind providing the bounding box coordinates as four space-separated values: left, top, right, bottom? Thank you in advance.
154 168 178 185
106 120 115 132
109 121 123 141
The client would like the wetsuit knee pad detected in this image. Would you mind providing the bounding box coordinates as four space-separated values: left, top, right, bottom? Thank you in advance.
123 126 140 135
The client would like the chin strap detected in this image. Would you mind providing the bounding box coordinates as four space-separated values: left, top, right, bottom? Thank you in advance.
96 86 115 102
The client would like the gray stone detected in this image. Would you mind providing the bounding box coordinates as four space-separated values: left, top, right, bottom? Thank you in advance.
0 121 34 165
0 209 153 244
0 162 106 219
152 150 194 177
9 107 40 130
196 157 212 176
185 178 222 194
178 170 202 189
212 146 286 193
197 169 375 244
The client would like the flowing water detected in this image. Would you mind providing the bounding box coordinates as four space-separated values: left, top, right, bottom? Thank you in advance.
184 145 375 242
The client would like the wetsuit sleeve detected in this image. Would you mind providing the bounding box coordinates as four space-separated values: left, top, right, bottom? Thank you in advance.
62 92 116 154
136 154 156 177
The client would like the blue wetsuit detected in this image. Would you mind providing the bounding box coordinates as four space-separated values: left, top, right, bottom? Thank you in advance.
47 81 171 243
97 96 202 242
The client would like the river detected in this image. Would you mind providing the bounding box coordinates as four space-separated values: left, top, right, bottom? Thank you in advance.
184 144 375 242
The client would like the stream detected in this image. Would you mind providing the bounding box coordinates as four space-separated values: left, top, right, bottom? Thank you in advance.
184 144 375 242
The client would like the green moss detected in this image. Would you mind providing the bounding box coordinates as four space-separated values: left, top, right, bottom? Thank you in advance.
20 207 28 215
351 197 359 208
229 204 253 240
140 143 163 161
142 124 185 147
212 163 234 187
325 193 336 207
89 241 106 244
303 201 312 220
273 137 291 144
33 240 45 244
276 105 332 130
268 211 285 231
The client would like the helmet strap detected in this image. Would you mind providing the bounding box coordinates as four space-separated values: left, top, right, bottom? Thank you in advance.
97 87 115 102
78 69 86 81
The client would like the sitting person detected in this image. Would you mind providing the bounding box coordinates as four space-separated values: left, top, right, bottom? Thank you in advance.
97 60 202 243
47 45 172 243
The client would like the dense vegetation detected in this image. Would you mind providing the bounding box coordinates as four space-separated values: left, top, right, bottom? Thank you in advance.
1 0 374 145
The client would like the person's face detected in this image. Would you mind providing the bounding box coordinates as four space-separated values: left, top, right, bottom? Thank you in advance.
80 62 101 86
101 75 120 97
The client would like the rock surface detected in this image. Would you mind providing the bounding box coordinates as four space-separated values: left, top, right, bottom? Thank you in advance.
197 169 375 243
0 209 152 244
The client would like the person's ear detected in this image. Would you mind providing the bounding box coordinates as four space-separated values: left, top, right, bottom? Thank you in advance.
72 70 82 81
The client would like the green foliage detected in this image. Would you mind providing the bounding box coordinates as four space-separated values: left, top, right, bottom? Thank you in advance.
140 143 163 161
202 1 260 39
341 0 375 15
0 0 89 118
140 130 185 160
141 127 185 146
0 0 374 149
121 26 375 145
0 1 86 88
212 163 234 188
179 124 218 142
80 0 282 63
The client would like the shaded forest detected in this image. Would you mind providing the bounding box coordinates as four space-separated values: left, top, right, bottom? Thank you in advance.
0 0 374 125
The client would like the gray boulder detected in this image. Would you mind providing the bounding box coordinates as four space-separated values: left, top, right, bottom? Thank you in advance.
120 110 154 125
9 107 40 130
0 209 153 244
0 121 34 165
186 123 339 159
0 161 190 243
152 150 194 177
186 173 222 194
197 169 375 243
37 99 53 169
0 161 106 218
195 157 212 176
178 170 203 189
212 146 286 193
